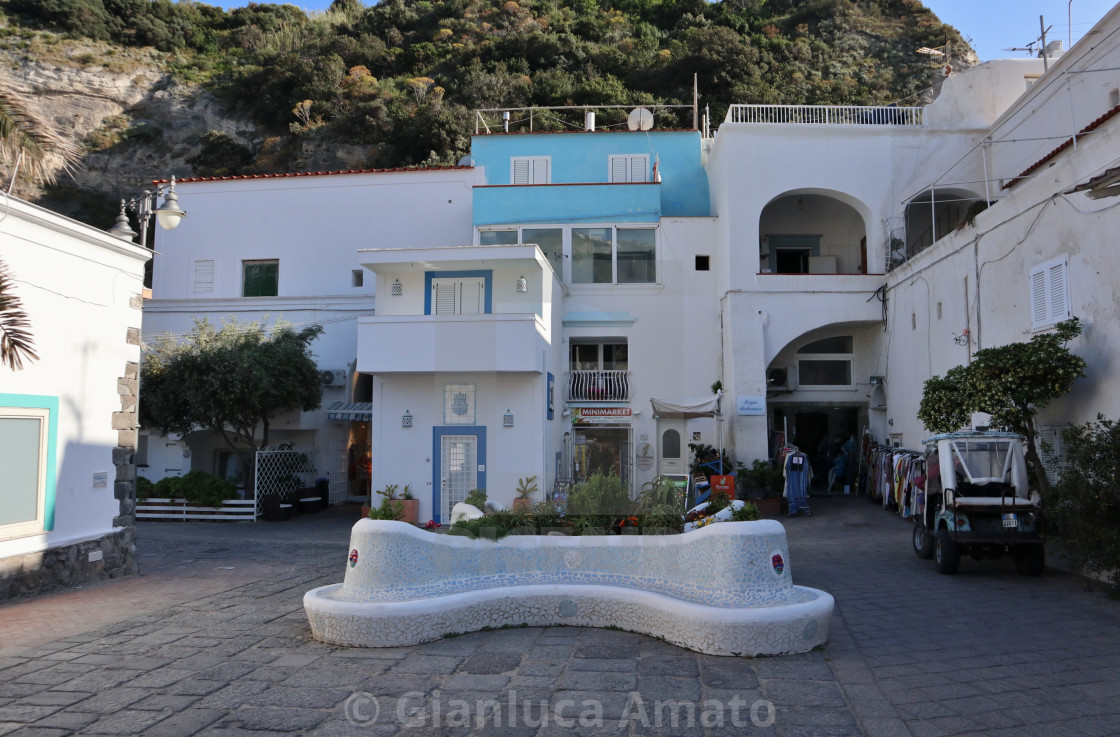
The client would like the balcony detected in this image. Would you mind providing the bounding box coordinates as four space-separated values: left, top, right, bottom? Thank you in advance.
567 370 631 403
357 314 549 374
727 104 923 127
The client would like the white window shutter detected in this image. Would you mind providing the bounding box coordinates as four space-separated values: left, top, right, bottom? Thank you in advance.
1030 268 1048 327
512 157 549 184
433 281 457 314
1048 261 1069 322
629 155 649 182
609 157 628 183
1038 426 1064 485
192 260 215 294
1029 256 1069 329
460 279 482 314
530 157 549 184
432 277 485 315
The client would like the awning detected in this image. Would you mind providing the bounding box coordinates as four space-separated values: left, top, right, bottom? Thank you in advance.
325 401 372 421
650 396 721 419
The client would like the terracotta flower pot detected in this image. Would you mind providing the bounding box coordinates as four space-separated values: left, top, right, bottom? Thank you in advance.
397 499 419 525
512 498 532 512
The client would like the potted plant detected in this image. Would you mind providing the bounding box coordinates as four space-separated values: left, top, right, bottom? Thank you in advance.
367 484 419 524
512 476 538 511
739 460 785 518
397 484 419 524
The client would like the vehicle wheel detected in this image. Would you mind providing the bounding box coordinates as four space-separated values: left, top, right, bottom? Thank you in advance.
913 520 934 559
1015 545 1045 576
935 529 960 574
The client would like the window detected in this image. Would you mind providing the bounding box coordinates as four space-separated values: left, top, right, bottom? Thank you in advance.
569 340 629 401
573 227 657 285
797 335 853 386
572 227 613 284
431 275 485 315
608 154 649 183
617 229 656 284
474 224 658 285
352 270 364 288
0 402 54 541
511 156 550 185
479 229 518 245
695 255 710 271
192 260 214 294
522 228 563 278
1037 426 1065 485
1029 256 1070 330
243 260 278 297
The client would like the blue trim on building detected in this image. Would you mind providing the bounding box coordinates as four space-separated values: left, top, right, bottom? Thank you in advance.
431 426 487 525
0 393 59 531
471 130 710 221
423 270 493 315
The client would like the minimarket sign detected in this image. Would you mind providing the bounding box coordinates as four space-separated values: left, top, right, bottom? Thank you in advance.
571 407 632 424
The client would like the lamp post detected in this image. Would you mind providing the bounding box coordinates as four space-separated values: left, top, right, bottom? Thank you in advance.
108 175 186 247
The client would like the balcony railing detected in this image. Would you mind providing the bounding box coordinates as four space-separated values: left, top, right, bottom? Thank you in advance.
727 104 923 127
567 370 631 402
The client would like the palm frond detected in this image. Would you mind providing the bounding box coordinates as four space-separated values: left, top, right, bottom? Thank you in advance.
0 79 82 185
0 258 38 370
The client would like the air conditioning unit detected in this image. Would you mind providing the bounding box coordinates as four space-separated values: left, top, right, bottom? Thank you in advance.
320 369 347 388
767 366 796 391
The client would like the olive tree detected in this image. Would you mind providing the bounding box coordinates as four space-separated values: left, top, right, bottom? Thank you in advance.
140 317 324 482
917 318 1086 494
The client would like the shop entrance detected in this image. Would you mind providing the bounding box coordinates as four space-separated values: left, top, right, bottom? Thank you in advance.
571 426 632 490
772 405 862 488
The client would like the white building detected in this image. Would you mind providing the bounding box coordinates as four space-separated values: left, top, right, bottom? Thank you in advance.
1 196 150 600
142 3 1120 517
143 166 483 501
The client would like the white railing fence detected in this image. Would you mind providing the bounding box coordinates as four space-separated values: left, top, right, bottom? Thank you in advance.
567 370 632 402
136 498 256 521
727 104 923 127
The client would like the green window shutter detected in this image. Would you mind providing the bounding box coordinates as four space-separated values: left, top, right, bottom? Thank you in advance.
243 261 278 297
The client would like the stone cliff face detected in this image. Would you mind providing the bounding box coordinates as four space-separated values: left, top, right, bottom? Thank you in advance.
1 35 371 225
2 38 251 207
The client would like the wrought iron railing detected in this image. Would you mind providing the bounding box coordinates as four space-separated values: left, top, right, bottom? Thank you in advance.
727 104 923 126
567 370 631 402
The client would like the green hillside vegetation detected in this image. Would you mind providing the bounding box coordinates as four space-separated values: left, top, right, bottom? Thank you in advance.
2 0 967 173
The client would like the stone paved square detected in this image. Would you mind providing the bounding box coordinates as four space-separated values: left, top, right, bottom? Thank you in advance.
0 499 1117 736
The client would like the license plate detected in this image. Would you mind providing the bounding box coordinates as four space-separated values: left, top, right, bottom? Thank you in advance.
1002 513 1019 528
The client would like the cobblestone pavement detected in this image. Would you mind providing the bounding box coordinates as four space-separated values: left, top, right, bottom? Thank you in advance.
0 498 1118 736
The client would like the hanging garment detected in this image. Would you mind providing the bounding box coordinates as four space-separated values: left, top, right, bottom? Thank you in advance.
785 451 812 515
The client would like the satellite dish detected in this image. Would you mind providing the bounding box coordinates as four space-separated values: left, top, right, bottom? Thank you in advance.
627 107 654 131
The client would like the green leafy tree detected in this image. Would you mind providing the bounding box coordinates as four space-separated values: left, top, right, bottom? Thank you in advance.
1049 415 1120 587
917 319 1086 494
140 318 324 484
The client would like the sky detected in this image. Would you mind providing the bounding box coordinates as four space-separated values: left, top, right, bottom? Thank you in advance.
203 0 1118 62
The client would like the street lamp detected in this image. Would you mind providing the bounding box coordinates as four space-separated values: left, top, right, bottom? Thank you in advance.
108 175 186 248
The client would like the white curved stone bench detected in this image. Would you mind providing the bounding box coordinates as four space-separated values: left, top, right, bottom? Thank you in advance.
304 519 834 656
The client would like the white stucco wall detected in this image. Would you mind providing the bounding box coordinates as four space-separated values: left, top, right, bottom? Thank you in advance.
882 11 1120 449
1 197 149 560
142 167 484 482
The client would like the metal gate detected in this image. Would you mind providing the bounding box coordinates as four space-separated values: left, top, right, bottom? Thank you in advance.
327 439 348 505
254 447 318 518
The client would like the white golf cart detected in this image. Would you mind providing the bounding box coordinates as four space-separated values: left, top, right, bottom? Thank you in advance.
912 431 1044 575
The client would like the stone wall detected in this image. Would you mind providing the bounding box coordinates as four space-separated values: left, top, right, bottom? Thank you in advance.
0 348 141 602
